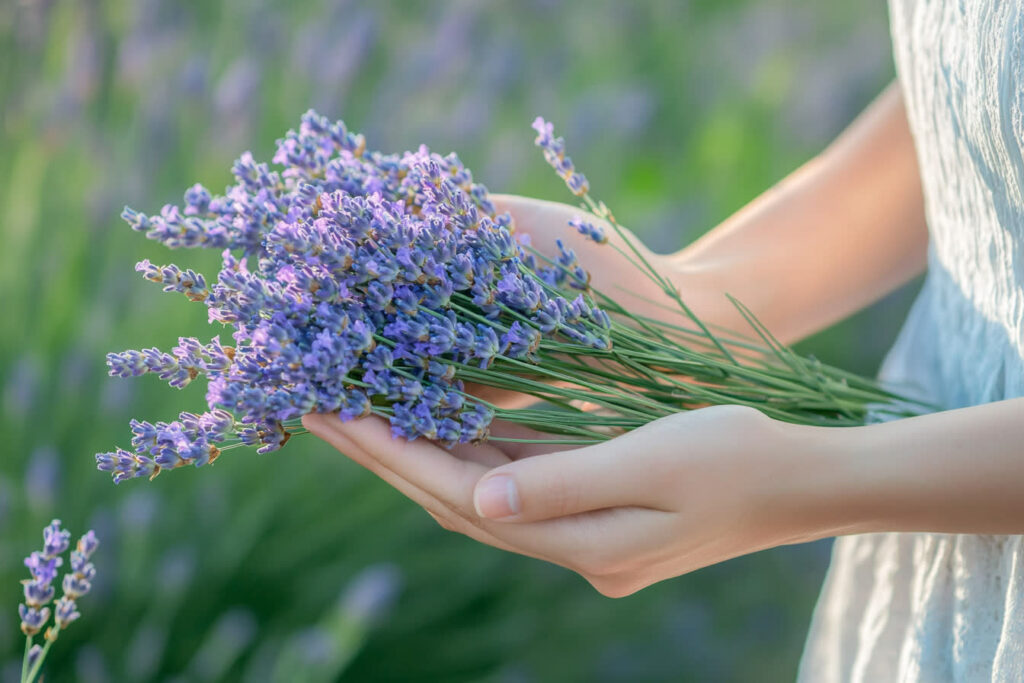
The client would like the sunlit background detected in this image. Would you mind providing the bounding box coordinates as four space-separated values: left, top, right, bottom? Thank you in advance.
0 1 911 680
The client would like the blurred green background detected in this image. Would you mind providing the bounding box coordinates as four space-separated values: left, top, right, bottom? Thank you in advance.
0 0 913 681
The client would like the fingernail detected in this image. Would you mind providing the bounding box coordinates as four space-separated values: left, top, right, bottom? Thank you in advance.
474 474 520 519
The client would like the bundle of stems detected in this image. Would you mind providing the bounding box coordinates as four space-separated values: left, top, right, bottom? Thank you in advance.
425 196 924 446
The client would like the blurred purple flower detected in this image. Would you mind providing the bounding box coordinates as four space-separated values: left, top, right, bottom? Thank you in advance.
0 476 11 530
75 645 112 683
178 56 209 99
3 355 42 419
25 446 61 512
119 490 160 533
214 57 262 118
212 57 262 152
123 623 167 681
570 84 657 143
291 7 378 113
156 547 197 594
340 563 403 624
187 608 257 682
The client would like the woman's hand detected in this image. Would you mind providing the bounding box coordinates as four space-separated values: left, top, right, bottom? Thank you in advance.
491 193 668 306
307 395 1024 597
302 405 848 597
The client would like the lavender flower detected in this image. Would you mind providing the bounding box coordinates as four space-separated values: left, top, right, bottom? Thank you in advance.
16 525 65 639
135 260 209 302
54 528 98 627
18 522 97 635
26 644 42 671
100 110 612 482
41 519 70 559
532 116 589 196
18 522 99 683
569 216 607 244
19 605 50 637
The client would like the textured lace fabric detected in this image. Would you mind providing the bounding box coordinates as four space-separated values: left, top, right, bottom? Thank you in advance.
798 2 1024 681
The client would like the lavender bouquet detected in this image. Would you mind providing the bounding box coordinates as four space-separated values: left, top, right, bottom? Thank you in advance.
97 111 920 483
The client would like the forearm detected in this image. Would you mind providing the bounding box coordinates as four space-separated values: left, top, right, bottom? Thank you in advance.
801 399 1024 537
672 82 929 345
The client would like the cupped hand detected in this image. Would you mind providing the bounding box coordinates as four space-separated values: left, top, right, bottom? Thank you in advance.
302 405 844 597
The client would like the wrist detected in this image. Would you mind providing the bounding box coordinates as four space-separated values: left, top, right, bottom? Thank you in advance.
827 403 1024 536
664 254 748 335
767 420 879 543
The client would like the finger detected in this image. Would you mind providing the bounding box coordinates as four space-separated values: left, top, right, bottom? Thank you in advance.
310 414 659 571
326 414 499 516
472 440 669 522
303 414 525 555
491 505 673 579
304 415 478 513
302 412 362 457
307 414 556 556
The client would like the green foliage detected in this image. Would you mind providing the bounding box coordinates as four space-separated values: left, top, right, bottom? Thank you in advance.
0 1 905 680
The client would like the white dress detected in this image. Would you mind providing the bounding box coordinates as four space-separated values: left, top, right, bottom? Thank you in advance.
798 2 1024 681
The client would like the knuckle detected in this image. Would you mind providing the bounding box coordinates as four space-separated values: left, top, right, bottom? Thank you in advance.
541 473 582 518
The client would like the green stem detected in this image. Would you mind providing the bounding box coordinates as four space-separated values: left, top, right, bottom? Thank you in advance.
24 627 58 683
582 193 738 364
21 636 31 683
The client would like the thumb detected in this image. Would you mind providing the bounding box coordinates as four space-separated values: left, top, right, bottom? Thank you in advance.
472 443 649 522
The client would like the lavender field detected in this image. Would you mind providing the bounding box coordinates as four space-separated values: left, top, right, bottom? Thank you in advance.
0 1 909 680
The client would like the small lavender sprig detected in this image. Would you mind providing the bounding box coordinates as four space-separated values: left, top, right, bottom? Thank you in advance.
18 521 98 683
528 117 930 417
530 117 590 196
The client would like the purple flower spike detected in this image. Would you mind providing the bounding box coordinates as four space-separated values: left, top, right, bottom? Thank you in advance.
136 260 209 301
532 117 590 197
96 448 159 483
19 605 50 636
19 521 98 640
106 350 148 378
183 183 212 215
76 530 99 557
42 520 71 559
22 580 55 608
24 553 60 584
61 572 91 600
53 596 81 628
26 644 42 670
568 216 607 244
